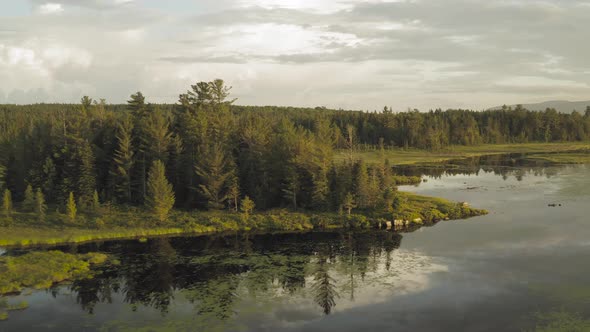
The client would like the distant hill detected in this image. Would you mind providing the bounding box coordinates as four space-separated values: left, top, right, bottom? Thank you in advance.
488 100 590 114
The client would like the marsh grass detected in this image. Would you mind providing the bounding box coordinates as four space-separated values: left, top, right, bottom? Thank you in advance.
0 251 108 295
0 192 486 247
335 142 590 165
524 152 590 164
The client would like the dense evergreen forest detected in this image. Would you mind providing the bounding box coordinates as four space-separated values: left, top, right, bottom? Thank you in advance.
0 79 589 220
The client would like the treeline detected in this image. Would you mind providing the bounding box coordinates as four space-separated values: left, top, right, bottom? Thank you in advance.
0 80 397 220
0 80 588 219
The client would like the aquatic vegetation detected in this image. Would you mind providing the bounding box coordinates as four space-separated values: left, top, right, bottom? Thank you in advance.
336 142 590 166
0 251 108 295
0 298 29 321
525 152 590 165
530 310 590 332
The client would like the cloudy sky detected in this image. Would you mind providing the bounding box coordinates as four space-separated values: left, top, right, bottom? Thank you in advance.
1 0 589 110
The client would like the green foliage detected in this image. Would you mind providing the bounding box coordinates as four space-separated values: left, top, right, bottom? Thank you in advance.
146 160 175 222
195 143 234 210
22 184 35 212
240 196 255 217
342 192 356 215
92 190 100 212
345 214 370 229
352 160 370 208
35 188 47 222
77 140 96 209
0 250 107 295
531 310 590 332
66 192 77 222
111 115 135 203
2 189 12 217
0 164 5 192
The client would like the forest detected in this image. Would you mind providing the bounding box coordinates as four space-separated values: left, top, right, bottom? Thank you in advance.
0 79 587 226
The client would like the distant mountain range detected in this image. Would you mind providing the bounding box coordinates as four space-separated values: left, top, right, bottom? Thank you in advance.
488 100 590 114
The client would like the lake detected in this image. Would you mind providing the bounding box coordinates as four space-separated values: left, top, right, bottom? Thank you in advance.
2 160 590 331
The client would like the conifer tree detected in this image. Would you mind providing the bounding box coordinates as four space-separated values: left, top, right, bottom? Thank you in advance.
144 107 172 163
2 189 12 217
352 160 369 208
227 176 240 212
146 160 175 222
23 184 35 212
342 192 356 215
92 190 100 212
35 188 47 222
195 143 233 210
240 196 255 217
111 116 134 203
66 192 77 222
282 167 300 209
128 92 150 203
312 168 329 210
0 164 5 192
77 140 96 209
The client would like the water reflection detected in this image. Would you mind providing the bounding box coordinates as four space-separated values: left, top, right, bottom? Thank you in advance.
393 153 560 180
39 231 420 323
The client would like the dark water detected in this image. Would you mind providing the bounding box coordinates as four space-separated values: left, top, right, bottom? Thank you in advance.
1 161 590 331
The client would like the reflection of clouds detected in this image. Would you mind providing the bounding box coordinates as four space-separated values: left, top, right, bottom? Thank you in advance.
233 249 446 330
0 247 5 256
328 250 447 311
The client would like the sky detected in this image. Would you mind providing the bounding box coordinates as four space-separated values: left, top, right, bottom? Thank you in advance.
0 0 589 110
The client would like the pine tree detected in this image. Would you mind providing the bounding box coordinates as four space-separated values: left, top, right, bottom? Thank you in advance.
35 188 47 222
146 160 175 222
66 192 77 222
312 168 329 210
2 189 12 217
282 166 300 209
111 116 135 203
144 107 172 163
23 184 35 212
227 176 240 212
92 190 100 212
194 143 233 210
352 160 369 208
342 192 356 215
240 196 255 217
77 140 96 209
0 164 5 192
128 92 150 203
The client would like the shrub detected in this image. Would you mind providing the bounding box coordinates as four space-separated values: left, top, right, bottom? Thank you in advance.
346 214 370 229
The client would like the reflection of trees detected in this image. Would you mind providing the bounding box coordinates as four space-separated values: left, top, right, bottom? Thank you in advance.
312 250 339 315
71 270 119 314
122 238 177 313
65 231 405 319
393 153 560 181
186 277 239 321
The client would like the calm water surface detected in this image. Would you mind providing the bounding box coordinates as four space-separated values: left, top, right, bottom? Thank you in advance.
2 162 590 331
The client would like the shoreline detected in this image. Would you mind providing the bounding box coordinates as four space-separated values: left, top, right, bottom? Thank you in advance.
0 191 487 248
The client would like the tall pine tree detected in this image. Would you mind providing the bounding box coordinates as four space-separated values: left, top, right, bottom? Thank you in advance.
146 160 175 222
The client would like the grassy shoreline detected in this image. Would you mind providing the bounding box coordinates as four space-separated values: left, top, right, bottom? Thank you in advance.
0 192 486 248
335 142 590 165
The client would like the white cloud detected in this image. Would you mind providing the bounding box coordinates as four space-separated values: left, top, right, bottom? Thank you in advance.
37 3 64 15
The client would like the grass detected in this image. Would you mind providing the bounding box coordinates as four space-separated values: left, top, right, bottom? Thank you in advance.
335 142 590 165
524 152 590 164
0 251 108 295
0 192 487 247
394 192 487 222
0 225 190 247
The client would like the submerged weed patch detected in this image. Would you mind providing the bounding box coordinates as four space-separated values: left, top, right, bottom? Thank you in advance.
0 251 108 295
